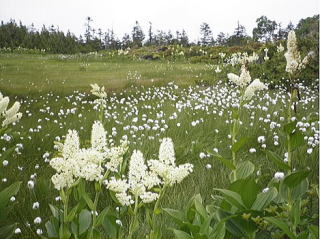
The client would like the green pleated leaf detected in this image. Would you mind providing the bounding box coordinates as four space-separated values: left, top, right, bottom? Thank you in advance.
213 188 246 210
210 152 235 170
264 217 296 239
251 187 277 210
266 150 290 171
231 137 248 153
235 161 255 179
173 229 193 239
283 170 310 189
79 209 92 235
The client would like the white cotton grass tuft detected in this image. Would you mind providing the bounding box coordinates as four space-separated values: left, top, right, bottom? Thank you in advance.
274 172 285 180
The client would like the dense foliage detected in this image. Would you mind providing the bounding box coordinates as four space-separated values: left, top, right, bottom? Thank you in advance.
0 15 318 53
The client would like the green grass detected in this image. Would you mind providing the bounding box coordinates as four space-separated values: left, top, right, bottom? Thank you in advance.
0 53 217 95
0 53 318 238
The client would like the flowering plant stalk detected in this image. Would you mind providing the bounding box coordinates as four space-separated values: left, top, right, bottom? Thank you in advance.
46 84 193 239
90 83 107 123
227 65 267 181
0 91 22 238
283 30 314 172
47 121 128 239
106 138 193 239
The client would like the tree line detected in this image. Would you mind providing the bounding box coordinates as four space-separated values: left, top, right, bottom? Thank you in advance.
0 15 318 54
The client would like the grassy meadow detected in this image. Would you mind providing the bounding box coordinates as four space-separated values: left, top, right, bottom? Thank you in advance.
0 53 217 95
0 51 319 239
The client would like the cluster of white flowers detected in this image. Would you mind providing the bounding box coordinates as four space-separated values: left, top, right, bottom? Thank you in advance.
244 79 268 101
227 52 259 66
118 48 130 56
227 65 252 88
218 52 226 59
284 30 314 74
91 83 108 112
277 43 284 53
228 65 267 100
106 138 193 206
106 150 160 206
148 138 193 186
50 121 128 190
50 130 79 190
215 66 222 73
90 83 107 99
0 92 22 127
105 140 129 172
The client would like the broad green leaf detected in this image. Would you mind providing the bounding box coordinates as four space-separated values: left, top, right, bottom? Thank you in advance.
45 221 58 238
79 209 92 235
283 121 296 135
290 200 301 228
309 225 319 239
77 180 94 210
251 187 277 210
290 131 305 151
210 214 238 239
228 216 257 238
49 204 61 219
173 229 193 239
210 221 225 239
102 214 118 239
235 161 255 179
291 179 309 200
59 224 71 239
231 137 248 153
71 222 78 238
81 192 94 210
95 207 109 227
194 194 207 220
218 212 249 238
279 178 309 201
163 208 185 226
266 150 290 171
199 214 213 235
91 228 102 239
182 221 200 235
0 181 21 208
283 170 310 189
210 152 235 170
213 188 246 210
229 178 260 209
264 217 296 239
66 203 80 222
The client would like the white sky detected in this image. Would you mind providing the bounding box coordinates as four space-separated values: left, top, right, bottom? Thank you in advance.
0 0 318 42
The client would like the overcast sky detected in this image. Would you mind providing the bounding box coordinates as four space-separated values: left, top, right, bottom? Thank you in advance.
0 0 318 42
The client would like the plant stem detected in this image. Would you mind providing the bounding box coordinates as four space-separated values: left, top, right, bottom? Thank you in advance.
231 119 237 181
152 185 167 231
62 189 69 223
92 190 101 227
128 195 139 239
231 96 243 182
287 76 293 172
